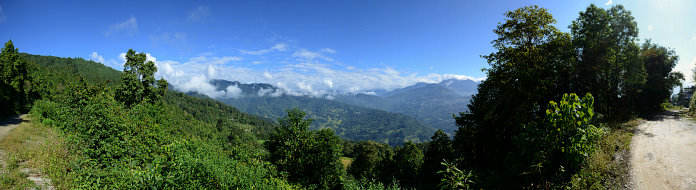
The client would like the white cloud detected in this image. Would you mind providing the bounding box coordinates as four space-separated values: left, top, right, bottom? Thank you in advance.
0 5 6 23
178 75 226 98
263 70 273 79
240 43 288 55
143 48 483 98
605 0 613 5
90 52 105 63
89 52 122 70
324 79 334 89
647 25 653 31
105 17 138 36
225 85 242 98
691 36 696 42
207 65 216 78
118 52 127 63
252 61 264 65
292 49 334 62
187 5 211 22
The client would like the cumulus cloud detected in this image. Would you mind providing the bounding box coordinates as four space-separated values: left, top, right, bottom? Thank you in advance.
240 43 288 55
105 17 138 36
89 52 122 70
90 52 105 63
138 47 483 98
187 5 212 22
605 0 612 5
225 85 242 98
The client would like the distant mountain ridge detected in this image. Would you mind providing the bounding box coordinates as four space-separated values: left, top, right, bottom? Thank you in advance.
206 78 479 137
205 79 443 145
335 79 478 134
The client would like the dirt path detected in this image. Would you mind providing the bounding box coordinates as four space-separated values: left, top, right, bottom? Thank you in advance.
0 114 27 139
631 110 696 190
0 114 55 189
0 114 28 169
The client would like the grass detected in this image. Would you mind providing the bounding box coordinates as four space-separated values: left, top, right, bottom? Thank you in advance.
0 116 74 189
569 119 641 189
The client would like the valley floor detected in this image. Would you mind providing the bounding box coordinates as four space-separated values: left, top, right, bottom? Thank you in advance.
631 110 696 189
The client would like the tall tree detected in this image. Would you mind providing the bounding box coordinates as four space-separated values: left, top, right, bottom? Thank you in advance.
0 40 31 116
347 141 395 183
571 4 645 119
453 5 575 187
393 142 424 188
639 40 683 112
115 49 168 106
421 130 454 189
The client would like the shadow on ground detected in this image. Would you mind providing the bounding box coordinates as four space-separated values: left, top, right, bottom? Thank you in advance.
645 110 681 121
0 115 27 127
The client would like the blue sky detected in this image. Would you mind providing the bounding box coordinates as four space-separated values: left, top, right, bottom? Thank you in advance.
1 0 694 97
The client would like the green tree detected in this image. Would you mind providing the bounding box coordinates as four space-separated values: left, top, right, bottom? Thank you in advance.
115 49 168 106
422 130 454 188
638 40 684 112
348 141 395 183
571 4 645 119
453 5 575 187
0 40 31 116
266 109 344 189
394 142 424 188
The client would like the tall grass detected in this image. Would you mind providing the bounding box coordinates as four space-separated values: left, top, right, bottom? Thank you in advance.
0 116 74 189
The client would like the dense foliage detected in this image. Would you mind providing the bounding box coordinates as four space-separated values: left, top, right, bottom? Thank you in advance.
266 109 344 189
7 46 295 189
0 41 37 117
451 4 683 188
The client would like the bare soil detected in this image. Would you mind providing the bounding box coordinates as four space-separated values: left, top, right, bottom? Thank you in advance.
631 110 696 189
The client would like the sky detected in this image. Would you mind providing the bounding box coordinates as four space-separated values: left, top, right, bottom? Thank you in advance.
0 0 694 97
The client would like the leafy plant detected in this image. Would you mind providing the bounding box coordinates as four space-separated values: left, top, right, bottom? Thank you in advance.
544 93 604 171
438 160 475 190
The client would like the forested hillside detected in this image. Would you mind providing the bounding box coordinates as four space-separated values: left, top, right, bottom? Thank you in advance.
334 81 476 134
209 79 436 145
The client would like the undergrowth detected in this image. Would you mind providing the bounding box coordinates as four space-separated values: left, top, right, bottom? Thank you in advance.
0 116 73 189
569 119 641 189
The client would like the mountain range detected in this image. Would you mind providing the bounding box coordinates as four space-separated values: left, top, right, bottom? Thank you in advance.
204 78 479 145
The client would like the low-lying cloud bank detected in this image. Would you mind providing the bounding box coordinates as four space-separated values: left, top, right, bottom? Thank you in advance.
94 50 485 99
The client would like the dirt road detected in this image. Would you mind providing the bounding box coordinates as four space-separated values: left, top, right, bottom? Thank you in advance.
631 110 696 189
0 114 28 170
0 114 27 139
